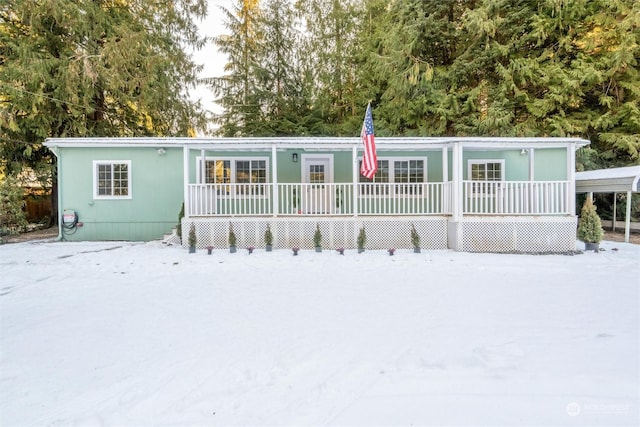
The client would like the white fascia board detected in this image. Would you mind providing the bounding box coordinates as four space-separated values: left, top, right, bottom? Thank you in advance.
43 136 590 150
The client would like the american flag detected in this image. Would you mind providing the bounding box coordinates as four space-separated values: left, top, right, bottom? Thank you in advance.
360 103 377 179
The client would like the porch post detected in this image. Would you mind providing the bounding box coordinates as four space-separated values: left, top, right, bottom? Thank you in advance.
183 145 190 218
352 145 358 217
451 143 463 221
442 146 448 213
272 144 278 217
567 143 576 215
200 149 206 184
624 190 631 243
612 193 617 231
528 149 535 180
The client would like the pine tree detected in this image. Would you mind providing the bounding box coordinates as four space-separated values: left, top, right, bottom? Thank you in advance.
210 0 263 136
1 0 208 222
577 197 604 244
295 0 363 135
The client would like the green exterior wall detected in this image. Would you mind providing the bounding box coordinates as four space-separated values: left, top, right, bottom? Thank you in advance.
55 144 572 241
534 148 568 180
58 146 183 241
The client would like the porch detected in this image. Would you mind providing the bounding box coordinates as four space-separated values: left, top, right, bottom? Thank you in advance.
179 137 588 253
186 180 572 217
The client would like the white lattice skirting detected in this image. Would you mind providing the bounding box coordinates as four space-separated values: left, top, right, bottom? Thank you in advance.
448 216 578 253
181 217 448 250
180 215 578 253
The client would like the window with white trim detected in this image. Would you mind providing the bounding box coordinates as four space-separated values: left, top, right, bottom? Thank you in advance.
468 160 504 193
199 157 269 196
359 157 426 195
93 161 131 199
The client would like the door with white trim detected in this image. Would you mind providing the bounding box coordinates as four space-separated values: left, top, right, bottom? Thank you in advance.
302 157 332 214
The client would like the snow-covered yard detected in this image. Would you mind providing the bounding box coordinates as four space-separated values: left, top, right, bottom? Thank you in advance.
1 240 638 426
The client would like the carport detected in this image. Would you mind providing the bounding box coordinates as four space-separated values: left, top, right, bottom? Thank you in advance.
576 166 640 243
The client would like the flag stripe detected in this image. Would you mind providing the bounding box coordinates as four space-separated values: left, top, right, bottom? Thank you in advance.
360 103 377 179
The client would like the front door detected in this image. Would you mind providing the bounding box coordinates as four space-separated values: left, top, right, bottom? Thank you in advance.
302 157 332 214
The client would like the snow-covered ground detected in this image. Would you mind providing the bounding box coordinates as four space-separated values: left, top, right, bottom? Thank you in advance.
1 240 638 426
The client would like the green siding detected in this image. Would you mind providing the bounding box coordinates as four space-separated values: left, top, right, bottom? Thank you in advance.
462 148 567 181
59 146 183 241
534 148 567 180
463 150 529 180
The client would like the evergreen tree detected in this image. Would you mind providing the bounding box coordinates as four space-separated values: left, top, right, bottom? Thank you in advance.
252 0 306 135
296 0 363 135
210 0 263 136
1 0 208 221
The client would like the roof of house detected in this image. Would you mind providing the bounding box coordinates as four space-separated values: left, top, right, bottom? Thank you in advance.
576 166 640 193
44 136 590 151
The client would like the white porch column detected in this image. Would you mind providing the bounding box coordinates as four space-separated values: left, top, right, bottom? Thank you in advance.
200 149 206 184
352 145 358 217
625 190 632 243
528 148 535 180
183 145 190 218
451 143 463 221
568 143 576 214
272 144 278 217
442 146 448 213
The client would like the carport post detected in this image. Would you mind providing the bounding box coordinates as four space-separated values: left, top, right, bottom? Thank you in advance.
625 191 632 243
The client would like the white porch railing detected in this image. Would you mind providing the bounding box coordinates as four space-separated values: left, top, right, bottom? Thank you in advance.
462 180 570 214
187 181 570 217
188 183 447 216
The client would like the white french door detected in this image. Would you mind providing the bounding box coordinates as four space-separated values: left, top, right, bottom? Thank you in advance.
302 156 333 214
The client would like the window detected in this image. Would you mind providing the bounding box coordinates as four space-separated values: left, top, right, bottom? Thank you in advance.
394 160 424 195
468 160 504 193
359 157 426 195
93 161 131 199
198 157 269 196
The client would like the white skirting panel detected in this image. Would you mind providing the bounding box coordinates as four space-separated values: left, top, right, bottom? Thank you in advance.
180 216 448 250
180 215 578 253
449 216 578 253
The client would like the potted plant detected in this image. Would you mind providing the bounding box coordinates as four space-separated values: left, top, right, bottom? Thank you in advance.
188 223 196 253
577 197 604 252
336 247 345 255
411 224 421 253
357 226 366 253
388 248 395 256
228 223 237 253
292 247 300 256
206 245 213 255
264 224 273 252
247 246 255 254
313 224 322 252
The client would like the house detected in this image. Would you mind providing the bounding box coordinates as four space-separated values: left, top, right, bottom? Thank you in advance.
43 136 590 252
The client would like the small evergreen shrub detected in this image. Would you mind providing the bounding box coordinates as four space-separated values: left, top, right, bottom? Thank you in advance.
357 226 366 250
264 224 273 246
0 174 27 236
313 224 322 247
410 224 420 249
176 203 185 240
228 223 237 247
577 198 604 243
188 223 197 247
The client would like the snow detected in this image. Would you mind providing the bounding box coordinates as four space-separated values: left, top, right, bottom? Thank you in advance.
1 240 639 426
